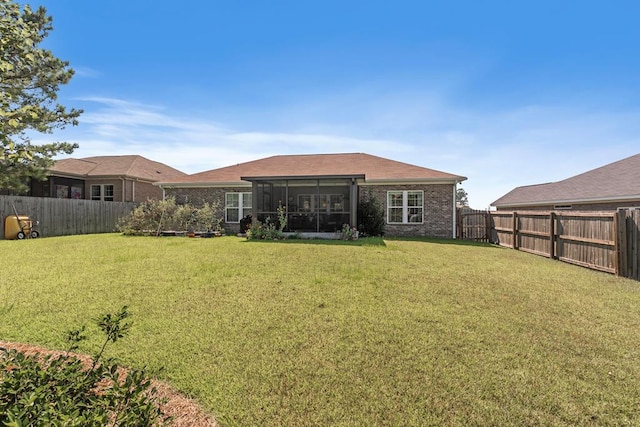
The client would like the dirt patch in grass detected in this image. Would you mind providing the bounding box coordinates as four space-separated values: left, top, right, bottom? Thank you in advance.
0 341 217 427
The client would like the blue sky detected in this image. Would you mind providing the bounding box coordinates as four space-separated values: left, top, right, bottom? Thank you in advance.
31 0 640 208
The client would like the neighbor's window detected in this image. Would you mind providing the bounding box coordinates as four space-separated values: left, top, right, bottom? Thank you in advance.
387 190 423 224
90 184 115 201
225 192 252 222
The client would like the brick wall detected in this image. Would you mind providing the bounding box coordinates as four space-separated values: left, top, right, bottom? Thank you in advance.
166 184 456 237
132 181 163 202
360 184 455 238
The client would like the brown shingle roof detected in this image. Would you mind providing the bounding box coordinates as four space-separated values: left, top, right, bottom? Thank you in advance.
161 153 466 185
51 155 187 182
492 153 640 207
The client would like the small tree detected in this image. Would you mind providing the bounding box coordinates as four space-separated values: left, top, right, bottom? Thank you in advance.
1 1 82 192
0 306 170 426
456 187 469 207
358 194 385 237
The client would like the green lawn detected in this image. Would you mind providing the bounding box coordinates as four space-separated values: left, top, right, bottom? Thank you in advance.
1 234 639 426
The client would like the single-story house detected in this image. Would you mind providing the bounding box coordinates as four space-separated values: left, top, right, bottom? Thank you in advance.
28 155 187 202
156 153 467 238
491 152 640 211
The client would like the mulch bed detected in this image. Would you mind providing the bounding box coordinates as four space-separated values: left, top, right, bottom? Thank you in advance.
0 341 218 427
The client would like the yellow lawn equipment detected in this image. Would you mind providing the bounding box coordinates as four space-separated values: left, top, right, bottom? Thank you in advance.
4 205 40 240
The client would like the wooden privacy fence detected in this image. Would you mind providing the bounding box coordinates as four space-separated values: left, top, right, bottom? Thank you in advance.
456 208 491 242
457 208 640 281
1 195 136 239
618 209 640 281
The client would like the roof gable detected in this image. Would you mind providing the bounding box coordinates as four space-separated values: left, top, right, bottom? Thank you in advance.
162 153 466 184
492 153 640 207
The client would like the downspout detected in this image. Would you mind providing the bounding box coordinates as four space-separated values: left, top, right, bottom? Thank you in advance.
132 179 136 202
351 178 358 228
120 177 126 201
452 183 457 239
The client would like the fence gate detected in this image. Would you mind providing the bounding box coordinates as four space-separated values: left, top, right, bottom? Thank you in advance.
456 208 490 242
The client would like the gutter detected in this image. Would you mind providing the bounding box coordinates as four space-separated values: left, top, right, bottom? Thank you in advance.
492 193 640 209
155 181 251 188
360 177 467 186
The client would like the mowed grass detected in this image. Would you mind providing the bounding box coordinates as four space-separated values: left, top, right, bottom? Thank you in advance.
1 234 639 426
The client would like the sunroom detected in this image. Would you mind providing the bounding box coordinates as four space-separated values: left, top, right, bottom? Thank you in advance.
242 175 362 233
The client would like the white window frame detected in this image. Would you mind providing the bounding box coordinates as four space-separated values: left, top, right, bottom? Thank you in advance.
387 190 424 224
225 192 252 223
90 184 114 201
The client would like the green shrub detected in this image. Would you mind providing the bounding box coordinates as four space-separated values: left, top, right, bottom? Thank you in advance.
358 194 385 237
246 204 286 240
0 306 170 426
118 198 222 235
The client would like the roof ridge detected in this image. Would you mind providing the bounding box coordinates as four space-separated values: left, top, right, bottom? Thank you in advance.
126 155 146 176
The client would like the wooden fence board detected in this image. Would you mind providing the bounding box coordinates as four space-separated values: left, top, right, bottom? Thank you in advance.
456 208 491 241
458 208 640 281
1 195 136 239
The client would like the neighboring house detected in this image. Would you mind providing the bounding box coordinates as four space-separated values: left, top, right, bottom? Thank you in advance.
492 153 640 211
156 153 467 238
28 155 187 202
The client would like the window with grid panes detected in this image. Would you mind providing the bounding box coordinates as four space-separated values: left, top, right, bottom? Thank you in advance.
387 190 423 224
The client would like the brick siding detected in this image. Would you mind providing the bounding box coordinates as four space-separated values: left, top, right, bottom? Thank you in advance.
360 184 455 238
166 183 456 237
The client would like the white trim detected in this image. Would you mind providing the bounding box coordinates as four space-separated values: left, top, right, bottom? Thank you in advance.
90 184 115 201
493 194 640 209
452 185 457 238
360 179 463 186
387 190 424 224
156 181 251 188
225 192 252 223
158 179 466 188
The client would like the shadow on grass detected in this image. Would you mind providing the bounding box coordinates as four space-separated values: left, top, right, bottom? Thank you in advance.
241 237 502 248
242 236 387 247
383 236 500 248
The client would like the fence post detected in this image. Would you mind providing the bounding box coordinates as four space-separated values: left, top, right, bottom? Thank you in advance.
512 211 518 250
485 210 491 243
614 211 621 277
549 212 556 259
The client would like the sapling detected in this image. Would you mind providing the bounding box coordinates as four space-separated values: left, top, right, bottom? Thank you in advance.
0 306 170 426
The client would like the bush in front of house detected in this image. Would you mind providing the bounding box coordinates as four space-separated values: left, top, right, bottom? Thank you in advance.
358 194 385 237
118 198 223 235
246 204 287 240
0 306 170 426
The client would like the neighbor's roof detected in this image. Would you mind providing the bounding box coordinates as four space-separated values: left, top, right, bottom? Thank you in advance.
158 153 466 186
492 153 640 207
51 155 187 182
